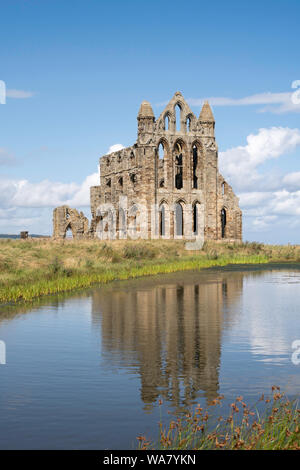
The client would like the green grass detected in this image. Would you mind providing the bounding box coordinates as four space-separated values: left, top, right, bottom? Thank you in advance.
0 238 299 304
138 387 300 450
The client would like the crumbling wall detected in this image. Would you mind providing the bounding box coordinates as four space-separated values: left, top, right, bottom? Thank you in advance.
52 206 89 239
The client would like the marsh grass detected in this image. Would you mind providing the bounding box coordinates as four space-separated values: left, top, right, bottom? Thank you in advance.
0 238 299 304
138 387 300 450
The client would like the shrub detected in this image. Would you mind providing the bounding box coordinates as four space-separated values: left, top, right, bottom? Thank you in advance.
100 243 114 258
48 256 63 274
0 257 16 271
123 244 156 260
206 250 218 260
85 259 94 269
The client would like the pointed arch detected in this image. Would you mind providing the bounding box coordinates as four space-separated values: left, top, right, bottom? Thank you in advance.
164 113 170 131
157 138 170 160
95 204 117 240
192 144 198 189
117 207 126 239
158 199 170 238
157 138 170 189
173 138 187 152
174 139 186 190
221 207 227 238
191 140 203 190
159 203 165 237
158 142 164 160
192 201 201 235
175 103 182 132
186 113 194 133
65 223 73 239
186 117 191 133
175 200 185 237
221 181 227 195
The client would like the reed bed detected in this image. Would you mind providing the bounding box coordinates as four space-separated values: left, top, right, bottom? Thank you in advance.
0 238 299 304
138 387 300 450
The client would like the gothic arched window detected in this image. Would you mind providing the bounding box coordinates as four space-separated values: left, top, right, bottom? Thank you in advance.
164 115 169 131
175 143 183 190
187 117 191 133
158 142 164 160
175 104 181 132
175 202 184 236
193 202 200 235
221 208 227 238
192 145 198 189
159 204 166 237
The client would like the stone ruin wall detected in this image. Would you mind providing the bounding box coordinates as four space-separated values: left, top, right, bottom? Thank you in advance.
52 206 89 239
52 91 242 242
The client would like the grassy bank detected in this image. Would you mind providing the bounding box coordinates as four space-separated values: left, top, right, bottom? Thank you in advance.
0 238 299 304
138 388 300 450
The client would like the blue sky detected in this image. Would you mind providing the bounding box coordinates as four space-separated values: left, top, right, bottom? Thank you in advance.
0 0 300 242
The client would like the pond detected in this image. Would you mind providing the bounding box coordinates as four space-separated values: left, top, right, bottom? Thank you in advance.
0 264 300 449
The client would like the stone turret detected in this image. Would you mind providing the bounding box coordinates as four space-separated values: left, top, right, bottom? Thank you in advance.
199 101 215 121
138 100 155 118
137 100 155 144
199 101 215 137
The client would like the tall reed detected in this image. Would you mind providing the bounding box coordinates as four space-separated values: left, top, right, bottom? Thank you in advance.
138 387 300 450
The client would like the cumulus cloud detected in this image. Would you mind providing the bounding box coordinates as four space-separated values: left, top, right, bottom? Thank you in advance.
238 192 273 208
187 90 300 114
252 215 278 230
0 155 101 232
282 172 300 190
0 206 54 235
67 171 99 206
219 127 300 191
219 126 300 237
0 169 99 210
240 190 300 217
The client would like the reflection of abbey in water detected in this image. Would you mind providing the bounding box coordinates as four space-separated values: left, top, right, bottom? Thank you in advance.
91 272 243 408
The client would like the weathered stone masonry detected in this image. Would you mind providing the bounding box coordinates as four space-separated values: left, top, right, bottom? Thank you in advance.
53 206 89 239
53 91 242 241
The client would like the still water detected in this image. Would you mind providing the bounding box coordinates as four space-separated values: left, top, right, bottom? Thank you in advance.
0 265 300 449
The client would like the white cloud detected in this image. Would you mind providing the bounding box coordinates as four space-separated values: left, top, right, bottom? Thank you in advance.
239 192 273 207
67 171 99 206
187 90 300 114
219 126 300 238
219 127 300 191
240 188 300 236
0 170 100 234
107 144 125 154
252 215 278 230
0 169 99 210
6 89 35 99
0 205 60 235
282 172 300 190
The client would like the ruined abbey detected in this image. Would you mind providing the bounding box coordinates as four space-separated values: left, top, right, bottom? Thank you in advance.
53 91 242 241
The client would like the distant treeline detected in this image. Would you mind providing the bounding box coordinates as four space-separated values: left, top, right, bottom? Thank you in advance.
0 234 49 239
